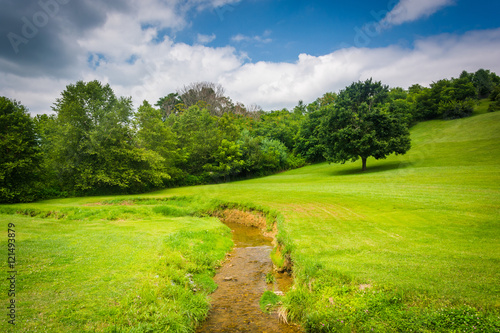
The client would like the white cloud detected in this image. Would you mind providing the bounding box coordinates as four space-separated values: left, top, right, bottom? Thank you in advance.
231 30 272 44
231 34 247 42
128 0 186 30
381 0 455 26
78 28 244 109
0 0 244 114
187 0 241 11
221 28 500 110
2 0 499 117
0 74 69 114
1 5 500 115
197 33 216 44
129 0 242 29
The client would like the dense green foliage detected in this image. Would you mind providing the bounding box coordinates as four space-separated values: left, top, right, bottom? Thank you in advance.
41 81 170 196
409 69 500 121
0 81 307 201
0 97 40 202
1 69 499 202
489 85 500 112
320 79 411 171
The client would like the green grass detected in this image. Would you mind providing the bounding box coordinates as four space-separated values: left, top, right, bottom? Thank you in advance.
0 201 233 332
259 290 281 313
474 98 494 115
150 110 500 330
1 107 500 331
167 111 500 299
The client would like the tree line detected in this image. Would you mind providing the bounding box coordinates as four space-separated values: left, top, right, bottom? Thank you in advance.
1 69 499 202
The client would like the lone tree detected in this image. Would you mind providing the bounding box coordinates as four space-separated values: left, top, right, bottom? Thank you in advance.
320 79 411 171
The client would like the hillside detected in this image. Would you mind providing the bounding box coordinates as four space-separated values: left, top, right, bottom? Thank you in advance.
1 110 499 332
158 110 500 330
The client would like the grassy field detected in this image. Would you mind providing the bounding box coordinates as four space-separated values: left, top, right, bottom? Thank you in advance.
1 105 499 331
163 108 500 331
0 198 234 332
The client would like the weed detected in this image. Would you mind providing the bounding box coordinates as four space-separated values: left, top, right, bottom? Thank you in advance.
265 272 276 284
259 291 282 313
270 247 285 269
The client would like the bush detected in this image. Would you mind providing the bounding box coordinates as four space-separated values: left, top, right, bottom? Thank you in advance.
488 86 500 112
440 99 475 119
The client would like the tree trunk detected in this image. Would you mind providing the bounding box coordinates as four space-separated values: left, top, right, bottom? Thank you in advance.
362 157 367 171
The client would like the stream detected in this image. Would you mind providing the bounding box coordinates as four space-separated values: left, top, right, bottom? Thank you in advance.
196 221 302 333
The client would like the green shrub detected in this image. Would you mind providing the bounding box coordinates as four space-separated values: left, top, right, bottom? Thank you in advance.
439 99 475 119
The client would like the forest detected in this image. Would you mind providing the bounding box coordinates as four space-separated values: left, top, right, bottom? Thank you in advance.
1 68 499 203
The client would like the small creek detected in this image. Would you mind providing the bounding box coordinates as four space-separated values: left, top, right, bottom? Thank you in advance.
196 221 302 333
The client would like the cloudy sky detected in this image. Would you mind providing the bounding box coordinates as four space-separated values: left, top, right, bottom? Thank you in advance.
1 0 500 115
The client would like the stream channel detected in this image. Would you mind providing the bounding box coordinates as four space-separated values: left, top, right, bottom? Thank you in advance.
196 221 302 333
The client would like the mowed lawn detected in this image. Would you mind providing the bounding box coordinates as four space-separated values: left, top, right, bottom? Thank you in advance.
157 110 500 310
1 109 499 331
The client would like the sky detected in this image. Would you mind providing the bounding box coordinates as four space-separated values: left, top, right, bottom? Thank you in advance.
1 0 500 115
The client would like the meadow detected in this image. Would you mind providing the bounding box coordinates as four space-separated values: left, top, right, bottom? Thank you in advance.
0 197 236 332
1 105 499 332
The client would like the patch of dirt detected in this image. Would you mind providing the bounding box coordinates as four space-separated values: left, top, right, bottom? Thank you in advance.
214 209 278 241
215 209 267 229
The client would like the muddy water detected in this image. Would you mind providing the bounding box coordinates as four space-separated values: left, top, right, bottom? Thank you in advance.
196 222 302 333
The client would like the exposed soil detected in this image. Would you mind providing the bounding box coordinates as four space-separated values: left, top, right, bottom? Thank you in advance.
213 209 278 240
196 221 302 333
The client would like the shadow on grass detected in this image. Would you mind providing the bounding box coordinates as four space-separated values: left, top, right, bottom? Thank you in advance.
331 161 412 176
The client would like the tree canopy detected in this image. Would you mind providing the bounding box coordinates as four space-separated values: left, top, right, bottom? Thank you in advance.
0 97 40 202
1 68 499 202
51 80 170 194
320 79 411 171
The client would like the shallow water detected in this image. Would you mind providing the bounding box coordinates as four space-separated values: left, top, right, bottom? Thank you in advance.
196 222 302 333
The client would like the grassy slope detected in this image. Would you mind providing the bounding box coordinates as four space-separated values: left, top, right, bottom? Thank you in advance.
162 109 500 310
1 107 499 331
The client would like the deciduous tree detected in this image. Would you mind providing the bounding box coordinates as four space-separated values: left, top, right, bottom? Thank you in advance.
320 79 411 171
178 82 231 116
52 81 169 193
0 97 40 202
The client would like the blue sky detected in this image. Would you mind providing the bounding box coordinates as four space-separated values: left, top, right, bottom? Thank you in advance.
179 0 500 62
1 0 500 114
